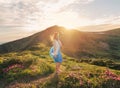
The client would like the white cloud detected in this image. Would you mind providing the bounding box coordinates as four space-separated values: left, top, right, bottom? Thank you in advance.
77 0 95 4
0 0 96 28
0 0 120 38
0 0 119 30
92 16 120 25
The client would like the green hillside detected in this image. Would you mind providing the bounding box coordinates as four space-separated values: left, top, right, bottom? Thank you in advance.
0 26 120 88
0 43 120 88
0 26 120 59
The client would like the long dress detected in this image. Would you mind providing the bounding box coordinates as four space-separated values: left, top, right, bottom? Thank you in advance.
49 40 62 63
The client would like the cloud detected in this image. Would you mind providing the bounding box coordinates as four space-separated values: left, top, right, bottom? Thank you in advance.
0 0 119 30
78 16 120 32
0 0 96 27
79 24 120 32
0 0 120 43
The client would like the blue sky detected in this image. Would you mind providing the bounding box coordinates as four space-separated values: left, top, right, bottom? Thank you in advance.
0 0 120 44
80 0 120 18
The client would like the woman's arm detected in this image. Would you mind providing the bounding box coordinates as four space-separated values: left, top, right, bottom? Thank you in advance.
53 40 58 57
58 40 62 47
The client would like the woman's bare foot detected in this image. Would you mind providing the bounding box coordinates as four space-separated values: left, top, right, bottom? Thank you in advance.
58 69 62 73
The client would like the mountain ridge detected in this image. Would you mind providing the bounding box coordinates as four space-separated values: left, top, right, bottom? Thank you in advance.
0 26 120 59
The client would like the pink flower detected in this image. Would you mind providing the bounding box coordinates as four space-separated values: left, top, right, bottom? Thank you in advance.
116 77 120 81
80 80 83 85
2 64 24 73
104 68 120 81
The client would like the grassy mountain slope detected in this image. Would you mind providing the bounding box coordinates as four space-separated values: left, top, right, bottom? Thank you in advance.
0 26 120 59
0 43 120 88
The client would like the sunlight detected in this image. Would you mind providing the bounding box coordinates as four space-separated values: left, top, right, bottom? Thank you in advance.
53 11 92 29
22 11 93 31
23 21 41 32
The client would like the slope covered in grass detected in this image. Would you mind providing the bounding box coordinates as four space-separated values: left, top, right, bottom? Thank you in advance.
0 43 120 88
0 26 120 59
0 44 54 88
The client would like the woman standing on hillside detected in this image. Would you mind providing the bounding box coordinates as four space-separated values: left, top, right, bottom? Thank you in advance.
49 32 63 74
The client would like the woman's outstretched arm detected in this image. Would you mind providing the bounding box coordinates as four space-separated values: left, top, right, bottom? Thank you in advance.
53 40 58 57
58 39 62 47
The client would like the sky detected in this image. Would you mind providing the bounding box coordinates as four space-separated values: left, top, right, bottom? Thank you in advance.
0 0 120 44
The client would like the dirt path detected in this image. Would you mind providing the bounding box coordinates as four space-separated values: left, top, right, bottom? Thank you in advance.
5 65 66 88
5 73 56 88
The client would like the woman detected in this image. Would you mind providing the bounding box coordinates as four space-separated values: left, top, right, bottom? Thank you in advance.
49 32 62 74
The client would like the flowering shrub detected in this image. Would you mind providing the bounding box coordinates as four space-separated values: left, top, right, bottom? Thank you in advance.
2 64 24 73
103 68 120 81
58 69 120 88
99 68 120 88
0 58 22 69
60 72 81 88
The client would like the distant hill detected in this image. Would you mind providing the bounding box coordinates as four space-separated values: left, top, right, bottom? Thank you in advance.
0 25 120 59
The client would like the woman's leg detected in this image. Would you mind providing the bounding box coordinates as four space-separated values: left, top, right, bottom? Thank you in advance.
57 63 61 73
56 62 61 74
56 63 59 73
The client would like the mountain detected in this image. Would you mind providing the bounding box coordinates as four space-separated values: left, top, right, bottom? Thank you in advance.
0 25 64 53
0 25 120 59
78 24 120 32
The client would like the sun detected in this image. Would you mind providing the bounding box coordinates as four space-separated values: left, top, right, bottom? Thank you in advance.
47 11 92 30
22 11 93 32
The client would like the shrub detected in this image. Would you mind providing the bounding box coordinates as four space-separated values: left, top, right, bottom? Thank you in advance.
79 58 92 63
60 73 80 88
101 79 120 88
0 58 22 69
90 59 106 66
109 63 120 70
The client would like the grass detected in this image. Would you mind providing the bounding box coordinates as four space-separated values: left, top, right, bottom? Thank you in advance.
0 43 120 88
43 59 120 88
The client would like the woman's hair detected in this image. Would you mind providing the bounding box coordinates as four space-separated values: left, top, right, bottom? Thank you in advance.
50 32 59 42
53 32 59 40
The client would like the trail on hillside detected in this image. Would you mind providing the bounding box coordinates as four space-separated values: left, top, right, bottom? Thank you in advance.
5 72 57 88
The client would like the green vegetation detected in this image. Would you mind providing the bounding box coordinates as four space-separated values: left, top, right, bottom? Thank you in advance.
0 44 54 88
0 43 120 88
78 58 120 70
0 27 120 60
